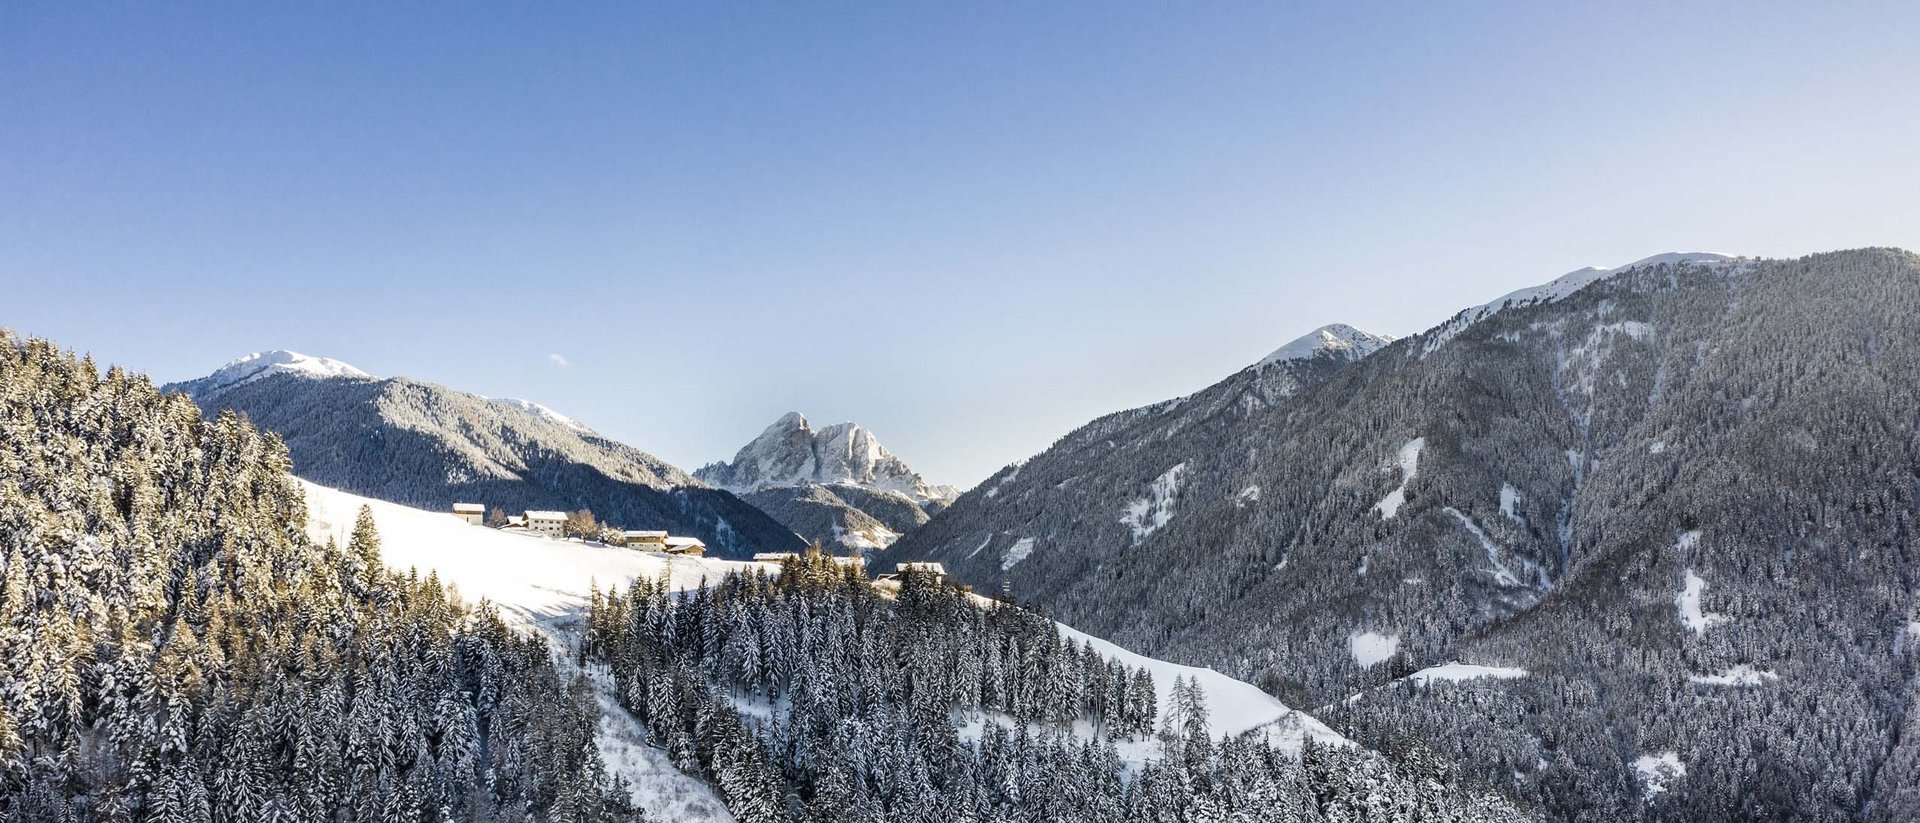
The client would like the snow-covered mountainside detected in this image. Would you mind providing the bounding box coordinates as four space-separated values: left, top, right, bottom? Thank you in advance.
165 355 803 558
305 481 1347 761
165 349 372 396
1256 323 1395 369
697 412 958 550
885 249 1920 820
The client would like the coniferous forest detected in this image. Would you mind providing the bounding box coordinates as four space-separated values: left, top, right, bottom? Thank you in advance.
0 331 1527 821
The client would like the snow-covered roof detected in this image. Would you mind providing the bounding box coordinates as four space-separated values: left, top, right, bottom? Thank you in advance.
664 536 706 548
452 503 485 513
754 552 801 562
525 510 568 521
897 561 946 574
623 530 668 539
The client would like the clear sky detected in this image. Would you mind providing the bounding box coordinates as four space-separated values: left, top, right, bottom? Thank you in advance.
6 2 1920 488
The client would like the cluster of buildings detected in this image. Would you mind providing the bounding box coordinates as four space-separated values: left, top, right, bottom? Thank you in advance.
451 503 706 556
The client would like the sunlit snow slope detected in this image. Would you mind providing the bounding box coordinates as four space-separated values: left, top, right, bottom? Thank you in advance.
302 481 1347 755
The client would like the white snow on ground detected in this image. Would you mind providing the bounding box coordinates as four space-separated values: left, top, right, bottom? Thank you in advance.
1349 632 1400 669
1235 485 1261 507
1373 437 1425 519
305 481 1348 793
1407 662 1528 687
1057 625 1348 755
1649 440 1668 454
965 533 993 559
1120 463 1187 543
1688 665 1779 687
1499 483 1525 524
1676 568 1725 635
302 481 737 820
490 397 594 433
1002 537 1036 570
1444 507 1523 586
1634 752 1687 800
304 481 740 623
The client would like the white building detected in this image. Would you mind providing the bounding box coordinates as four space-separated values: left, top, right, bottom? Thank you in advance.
524 510 567 537
452 503 485 525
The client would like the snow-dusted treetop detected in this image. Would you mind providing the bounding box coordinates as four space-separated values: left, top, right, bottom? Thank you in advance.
176 350 372 397
697 411 959 504
1257 324 1395 369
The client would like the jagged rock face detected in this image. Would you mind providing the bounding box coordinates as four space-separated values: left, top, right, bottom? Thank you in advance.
885 250 1920 819
165 360 803 558
696 412 956 550
697 412 957 504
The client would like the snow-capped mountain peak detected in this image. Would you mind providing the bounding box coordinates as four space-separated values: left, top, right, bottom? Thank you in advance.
490 397 594 434
173 350 372 397
1476 252 1736 317
1257 324 1395 369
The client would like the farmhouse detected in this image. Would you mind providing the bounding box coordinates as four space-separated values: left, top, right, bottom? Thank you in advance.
622 530 669 550
524 510 567 537
451 503 485 525
896 561 946 583
663 536 706 556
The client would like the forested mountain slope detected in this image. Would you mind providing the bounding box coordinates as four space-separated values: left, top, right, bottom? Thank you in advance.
166 353 803 558
884 249 1920 820
0 334 643 821
697 412 959 551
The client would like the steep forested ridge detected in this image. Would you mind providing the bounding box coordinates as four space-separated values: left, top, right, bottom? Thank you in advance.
886 249 1920 821
166 365 803 559
0 334 641 821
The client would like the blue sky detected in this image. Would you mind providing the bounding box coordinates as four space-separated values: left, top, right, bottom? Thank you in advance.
6 2 1920 487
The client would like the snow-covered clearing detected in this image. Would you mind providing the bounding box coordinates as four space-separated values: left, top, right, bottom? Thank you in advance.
1676 567 1725 635
1235 485 1261 507
1688 665 1778 687
1499 483 1525 525
1058 624 1347 755
1633 752 1686 800
303 481 737 820
1373 438 1424 519
305 480 1347 792
1002 537 1036 570
1120 463 1187 543
1349 632 1400 669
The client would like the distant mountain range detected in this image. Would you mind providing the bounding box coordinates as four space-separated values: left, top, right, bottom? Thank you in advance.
165 353 804 558
696 412 958 551
882 249 1920 818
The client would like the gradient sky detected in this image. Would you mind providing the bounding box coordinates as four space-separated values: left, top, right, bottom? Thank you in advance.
6 2 1920 488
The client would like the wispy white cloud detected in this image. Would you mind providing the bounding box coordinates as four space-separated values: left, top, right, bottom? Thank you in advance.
547 353 569 368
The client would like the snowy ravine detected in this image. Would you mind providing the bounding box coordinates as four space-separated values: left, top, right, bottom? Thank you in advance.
302 482 1349 815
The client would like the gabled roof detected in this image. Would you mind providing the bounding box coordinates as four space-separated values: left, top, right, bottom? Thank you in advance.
664 536 706 548
623 530 668 539
452 503 486 513
524 510 568 521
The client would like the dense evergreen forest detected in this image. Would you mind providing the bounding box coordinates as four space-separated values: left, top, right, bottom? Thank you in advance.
584 554 1527 822
0 334 640 821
